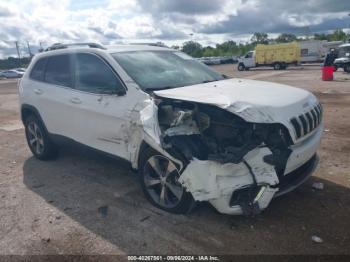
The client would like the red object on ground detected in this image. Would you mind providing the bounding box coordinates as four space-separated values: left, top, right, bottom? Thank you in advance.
322 66 334 81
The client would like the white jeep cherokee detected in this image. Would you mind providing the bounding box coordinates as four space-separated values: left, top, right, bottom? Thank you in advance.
19 43 323 215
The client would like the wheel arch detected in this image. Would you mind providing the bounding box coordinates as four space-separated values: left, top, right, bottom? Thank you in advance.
133 139 184 172
21 104 49 134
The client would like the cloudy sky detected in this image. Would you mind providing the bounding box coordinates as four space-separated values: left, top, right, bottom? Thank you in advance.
0 0 350 58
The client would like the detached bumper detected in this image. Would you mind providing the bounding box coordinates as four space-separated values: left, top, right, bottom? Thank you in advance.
209 154 318 215
179 128 321 215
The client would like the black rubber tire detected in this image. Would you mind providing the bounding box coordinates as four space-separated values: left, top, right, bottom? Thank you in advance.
274 63 282 70
139 147 195 214
237 63 245 71
344 64 350 73
24 115 58 160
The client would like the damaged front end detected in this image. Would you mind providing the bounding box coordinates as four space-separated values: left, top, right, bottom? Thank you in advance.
154 98 298 215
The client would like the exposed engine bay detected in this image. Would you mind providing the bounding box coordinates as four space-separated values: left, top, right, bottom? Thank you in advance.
156 98 293 177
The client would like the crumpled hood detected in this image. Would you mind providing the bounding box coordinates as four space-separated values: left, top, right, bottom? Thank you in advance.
154 78 319 141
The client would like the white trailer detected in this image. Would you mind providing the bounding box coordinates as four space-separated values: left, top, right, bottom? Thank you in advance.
299 40 343 63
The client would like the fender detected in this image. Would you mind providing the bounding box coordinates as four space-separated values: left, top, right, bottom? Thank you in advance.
21 104 49 134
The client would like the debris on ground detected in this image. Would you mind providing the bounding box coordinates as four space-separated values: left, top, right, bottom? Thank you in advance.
311 235 323 244
140 216 150 222
98 205 109 217
312 182 324 190
324 129 330 132
41 238 50 243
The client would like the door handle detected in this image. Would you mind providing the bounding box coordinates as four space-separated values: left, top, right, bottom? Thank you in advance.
34 88 43 95
70 97 82 104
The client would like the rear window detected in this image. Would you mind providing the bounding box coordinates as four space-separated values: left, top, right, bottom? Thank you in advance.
44 55 72 87
30 57 47 81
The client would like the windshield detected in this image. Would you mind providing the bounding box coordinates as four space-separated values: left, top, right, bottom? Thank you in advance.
338 46 350 58
112 51 224 91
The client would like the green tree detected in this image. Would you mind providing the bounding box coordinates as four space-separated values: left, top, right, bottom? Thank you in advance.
276 33 297 43
328 29 347 41
181 41 203 57
251 32 269 44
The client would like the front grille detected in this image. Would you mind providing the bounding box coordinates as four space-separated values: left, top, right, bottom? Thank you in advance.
290 103 322 139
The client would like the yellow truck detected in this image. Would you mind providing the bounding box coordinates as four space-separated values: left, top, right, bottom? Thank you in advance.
238 42 301 71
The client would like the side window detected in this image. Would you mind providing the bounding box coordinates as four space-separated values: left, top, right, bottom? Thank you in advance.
45 55 72 87
73 53 124 94
30 57 47 81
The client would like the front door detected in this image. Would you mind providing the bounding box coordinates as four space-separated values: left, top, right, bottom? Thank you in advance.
244 51 255 68
67 52 135 160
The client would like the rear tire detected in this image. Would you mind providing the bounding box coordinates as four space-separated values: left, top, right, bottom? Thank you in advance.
139 147 195 214
344 64 350 73
24 115 58 160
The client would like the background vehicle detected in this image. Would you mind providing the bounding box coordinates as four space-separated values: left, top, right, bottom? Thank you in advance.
299 40 343 63
334 43 350 73
0 70 23 78
237 42 300 71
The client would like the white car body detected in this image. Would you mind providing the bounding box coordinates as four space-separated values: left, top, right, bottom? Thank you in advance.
0 70 23 78
19 44 322 215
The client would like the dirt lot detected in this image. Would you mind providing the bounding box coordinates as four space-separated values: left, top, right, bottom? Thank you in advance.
0 65 349 256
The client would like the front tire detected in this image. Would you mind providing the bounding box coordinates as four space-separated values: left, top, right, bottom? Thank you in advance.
24 115 57 160
139 148 195 214
237 63 245 71
274 62 282 70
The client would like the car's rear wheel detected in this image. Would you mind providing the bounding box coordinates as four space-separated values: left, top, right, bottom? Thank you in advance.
139 148 195 214
24 115 57 160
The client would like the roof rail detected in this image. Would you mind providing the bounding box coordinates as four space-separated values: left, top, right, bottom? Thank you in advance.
44 42 106 52
130 42 167 47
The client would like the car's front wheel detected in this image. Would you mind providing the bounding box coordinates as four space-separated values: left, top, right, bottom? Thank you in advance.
237 63 245 71
24 115 57 160
139 148 195 214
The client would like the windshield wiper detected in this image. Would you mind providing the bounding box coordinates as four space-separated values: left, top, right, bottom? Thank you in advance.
201 79 219 84
146 86 180 91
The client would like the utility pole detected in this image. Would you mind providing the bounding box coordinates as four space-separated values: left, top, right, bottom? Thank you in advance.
15 41 21 67
26 41 33 58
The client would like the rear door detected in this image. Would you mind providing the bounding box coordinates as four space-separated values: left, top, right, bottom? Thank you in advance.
67 52 132 160
28 54 78 137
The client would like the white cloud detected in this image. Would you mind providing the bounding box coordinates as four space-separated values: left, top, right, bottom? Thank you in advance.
0 0 349 58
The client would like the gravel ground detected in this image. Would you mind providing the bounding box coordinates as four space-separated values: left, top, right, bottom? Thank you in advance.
0 65 349 256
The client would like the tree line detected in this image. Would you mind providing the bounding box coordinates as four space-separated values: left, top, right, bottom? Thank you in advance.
175 29 349 58
1 29 349 69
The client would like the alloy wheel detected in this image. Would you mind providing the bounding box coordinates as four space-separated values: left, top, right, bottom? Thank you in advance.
143 155 184 208
27 122 44 155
